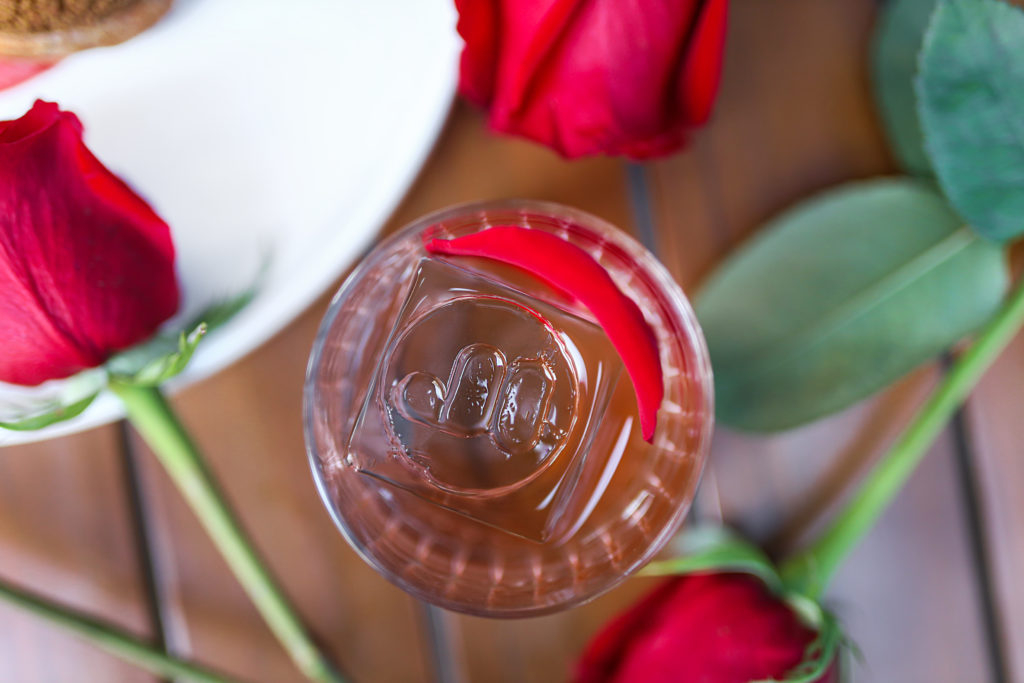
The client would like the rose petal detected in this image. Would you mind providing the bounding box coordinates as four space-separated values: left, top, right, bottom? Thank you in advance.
676 0 729 125
0 100 179 386
424 225 663 442
454 0 728 158
616 574 816 682
575 574 827 683
500 0 703 158
573 579 681 683
455 0 501 107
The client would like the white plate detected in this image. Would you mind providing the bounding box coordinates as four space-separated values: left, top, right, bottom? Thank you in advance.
0 0 459 445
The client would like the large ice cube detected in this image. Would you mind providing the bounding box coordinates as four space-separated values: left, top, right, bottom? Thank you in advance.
346 257 623 542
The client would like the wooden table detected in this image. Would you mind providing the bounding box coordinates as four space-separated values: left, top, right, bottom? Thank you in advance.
2 2 1021 681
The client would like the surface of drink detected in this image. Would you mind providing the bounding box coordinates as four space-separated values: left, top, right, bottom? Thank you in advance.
305 201 713 616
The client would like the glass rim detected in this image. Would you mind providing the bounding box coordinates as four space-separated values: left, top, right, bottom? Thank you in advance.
303 198 714 617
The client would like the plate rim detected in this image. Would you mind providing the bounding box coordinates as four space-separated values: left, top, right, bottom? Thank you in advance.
0 2 460 447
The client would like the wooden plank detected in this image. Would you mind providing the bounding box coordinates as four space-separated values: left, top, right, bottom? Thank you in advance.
0 427 157 683
451 578 653 683
385 104 638 230
649 1 892 292
825 423 996 681
964 332 1024 682
648 0 995 681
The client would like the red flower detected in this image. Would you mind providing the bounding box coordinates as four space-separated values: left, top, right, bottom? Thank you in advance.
0 100 178 386
455 0 728 159
575 574 834 683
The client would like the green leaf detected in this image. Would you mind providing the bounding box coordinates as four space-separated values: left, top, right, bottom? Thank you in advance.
642 526 783 591
697 178 1007 431
916 0 1024 242
107 323 207 387
0 370 105 431
872 0 940 176
182 287 258 335
0 393 98 431
104 286 255 388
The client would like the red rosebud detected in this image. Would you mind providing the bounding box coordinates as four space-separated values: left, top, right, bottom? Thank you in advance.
575 573 835 683
0 100 178 386
455 0 728 159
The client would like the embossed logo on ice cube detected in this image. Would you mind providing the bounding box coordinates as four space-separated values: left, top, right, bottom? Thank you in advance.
393 343 568 455
381 296 578 495
345 258 623 541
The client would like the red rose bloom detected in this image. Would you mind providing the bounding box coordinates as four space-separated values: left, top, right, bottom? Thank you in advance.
0 100 178 386
455 0 728 159
575 573 834 683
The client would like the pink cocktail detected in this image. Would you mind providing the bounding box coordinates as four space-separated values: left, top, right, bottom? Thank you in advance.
305 201 713 616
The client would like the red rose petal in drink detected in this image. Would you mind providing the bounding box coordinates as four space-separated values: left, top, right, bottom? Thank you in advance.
424 226 664 442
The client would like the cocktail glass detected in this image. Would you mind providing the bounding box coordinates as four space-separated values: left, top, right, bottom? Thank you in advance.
304 200 713 617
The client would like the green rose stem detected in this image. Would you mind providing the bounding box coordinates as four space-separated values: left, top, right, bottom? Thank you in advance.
110 382 346 683
0 576 237 683
781 275 1024 598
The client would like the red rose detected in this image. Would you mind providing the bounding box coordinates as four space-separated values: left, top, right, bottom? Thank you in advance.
575 573 834 683
0 100 178 386
455 0 728 159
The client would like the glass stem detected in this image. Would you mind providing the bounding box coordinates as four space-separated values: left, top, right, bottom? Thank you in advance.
110 383 346 683
781 275 1024 598
0 576 238 682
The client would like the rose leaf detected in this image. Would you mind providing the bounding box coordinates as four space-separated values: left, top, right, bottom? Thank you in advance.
917 0 1024 242
0 370 106 431
697 178 1007 431
871 0 940 176
107 323 207 387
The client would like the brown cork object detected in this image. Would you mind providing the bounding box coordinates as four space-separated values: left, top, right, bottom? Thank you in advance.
0 0 172 58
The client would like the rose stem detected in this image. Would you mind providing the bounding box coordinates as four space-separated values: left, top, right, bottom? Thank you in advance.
780 275 1024 598
109 383 347 683
0 576 238 682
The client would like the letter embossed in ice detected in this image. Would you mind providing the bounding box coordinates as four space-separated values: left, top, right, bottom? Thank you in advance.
395 343 508 436
494 359 559 455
